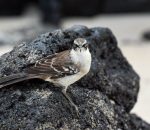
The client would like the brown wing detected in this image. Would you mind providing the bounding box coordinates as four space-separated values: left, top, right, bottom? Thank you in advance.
25 50 79 79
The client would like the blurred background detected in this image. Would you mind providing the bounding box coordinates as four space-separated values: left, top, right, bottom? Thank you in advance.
0 0 150 123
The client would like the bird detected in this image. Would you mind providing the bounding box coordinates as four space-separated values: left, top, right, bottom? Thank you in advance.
0 38 91 115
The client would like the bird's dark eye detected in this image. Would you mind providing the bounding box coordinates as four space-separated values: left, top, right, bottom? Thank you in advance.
83 44 88 49
73 44 79 50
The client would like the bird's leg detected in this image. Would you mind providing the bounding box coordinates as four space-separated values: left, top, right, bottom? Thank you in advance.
61 88 79 117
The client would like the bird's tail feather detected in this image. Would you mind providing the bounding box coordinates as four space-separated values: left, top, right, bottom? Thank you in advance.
0 73 40 89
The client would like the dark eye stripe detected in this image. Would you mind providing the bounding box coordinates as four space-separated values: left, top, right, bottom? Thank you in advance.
83 44 88 48
73 44 79 50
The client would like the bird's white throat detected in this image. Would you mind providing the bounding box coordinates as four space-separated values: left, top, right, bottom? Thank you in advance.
70 48 91 73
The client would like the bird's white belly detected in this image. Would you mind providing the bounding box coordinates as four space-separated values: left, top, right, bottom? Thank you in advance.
55 71 86 87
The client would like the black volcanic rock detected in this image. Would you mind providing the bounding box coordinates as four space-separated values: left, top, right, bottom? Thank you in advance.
142 30 150 41
0 25 149 130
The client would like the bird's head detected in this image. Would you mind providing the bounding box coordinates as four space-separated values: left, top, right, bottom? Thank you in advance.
72 38 88 52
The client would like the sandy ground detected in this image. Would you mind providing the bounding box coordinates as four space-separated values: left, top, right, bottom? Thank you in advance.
0 13 150 123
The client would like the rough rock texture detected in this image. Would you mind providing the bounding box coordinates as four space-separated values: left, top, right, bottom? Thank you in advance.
0 25 149 130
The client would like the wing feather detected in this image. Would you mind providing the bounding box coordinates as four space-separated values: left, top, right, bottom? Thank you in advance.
26 50 79 79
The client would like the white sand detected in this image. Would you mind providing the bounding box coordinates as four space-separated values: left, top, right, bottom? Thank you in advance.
0 13 150 123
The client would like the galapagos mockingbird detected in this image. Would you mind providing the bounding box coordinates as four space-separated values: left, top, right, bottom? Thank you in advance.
0 38 91 114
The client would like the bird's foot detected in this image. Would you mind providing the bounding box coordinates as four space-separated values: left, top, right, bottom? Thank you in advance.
70 102 79 118
61 89 80 118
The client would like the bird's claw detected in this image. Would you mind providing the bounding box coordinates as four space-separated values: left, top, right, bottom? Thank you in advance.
71 103 79 118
